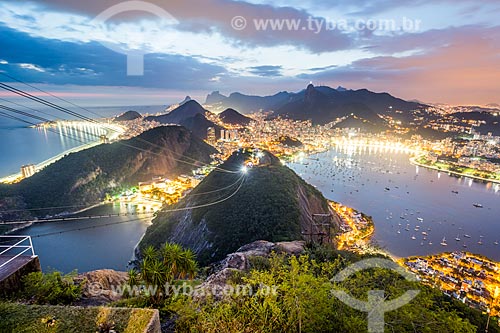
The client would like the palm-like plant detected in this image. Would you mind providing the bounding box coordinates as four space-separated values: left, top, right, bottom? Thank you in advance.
161 242 198 280
127 268 140 287
137 242 198 302
142 245 158 262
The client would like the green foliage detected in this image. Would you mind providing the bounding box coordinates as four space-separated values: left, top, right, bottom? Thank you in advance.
0 302 156 333
169 252 485 333
20 271 82 305
141 150 330 265
134 242 198 302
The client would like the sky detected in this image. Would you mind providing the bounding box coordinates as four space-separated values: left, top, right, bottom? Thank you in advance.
0 0 499 106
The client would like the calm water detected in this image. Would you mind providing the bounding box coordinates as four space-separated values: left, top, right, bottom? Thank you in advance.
0 105 158 177
0 118 99 177
287 145 500 261
13 203 151 273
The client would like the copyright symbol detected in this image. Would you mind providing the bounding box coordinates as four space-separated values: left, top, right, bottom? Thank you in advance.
87 282 103 296
231 16 247 30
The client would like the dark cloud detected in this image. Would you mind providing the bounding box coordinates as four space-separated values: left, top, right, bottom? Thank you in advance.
248 65 283 77
0 25 226 90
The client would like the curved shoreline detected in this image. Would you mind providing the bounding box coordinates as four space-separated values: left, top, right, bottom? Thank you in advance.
0 123 124 183
409 155 500 185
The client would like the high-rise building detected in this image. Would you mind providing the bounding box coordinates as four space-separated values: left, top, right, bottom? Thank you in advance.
20 164 36 179
207 127 216 145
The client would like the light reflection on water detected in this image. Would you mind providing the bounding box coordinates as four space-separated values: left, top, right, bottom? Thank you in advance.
288 145 500 261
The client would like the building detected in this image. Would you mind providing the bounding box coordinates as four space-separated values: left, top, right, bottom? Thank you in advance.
20 164 36 179
207 127 216 145
220 129 225 141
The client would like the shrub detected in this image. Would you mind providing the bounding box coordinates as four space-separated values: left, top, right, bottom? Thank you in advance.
21 271 82 305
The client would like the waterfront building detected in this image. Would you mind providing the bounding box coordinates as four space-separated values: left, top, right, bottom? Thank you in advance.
20 164 36 179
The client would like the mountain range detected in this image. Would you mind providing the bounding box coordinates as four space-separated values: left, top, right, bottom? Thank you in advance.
144 100 221 139
205 84 426 121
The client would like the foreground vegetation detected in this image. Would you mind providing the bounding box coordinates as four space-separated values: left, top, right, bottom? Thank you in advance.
167 246 494 333
125 244 498 332
0 302 156 333
1 243 498 332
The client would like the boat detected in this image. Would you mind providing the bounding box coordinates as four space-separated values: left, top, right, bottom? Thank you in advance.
473 203 483 208
463 243 467 248
494 241 499 245
464 234 471 238
417 217 424 222
451 190 459 194
428 241 433 245
455 235 461 241
440 237 448 246
411 236 416 240
421 231 428 236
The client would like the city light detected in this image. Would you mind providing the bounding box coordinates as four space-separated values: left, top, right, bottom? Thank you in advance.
241 165 248 174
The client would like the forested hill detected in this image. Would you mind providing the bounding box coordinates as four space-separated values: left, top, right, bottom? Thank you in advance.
139 149 334 265
0 126 216 219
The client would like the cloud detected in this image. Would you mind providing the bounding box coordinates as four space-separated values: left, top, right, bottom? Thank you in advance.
248 65 283 77
298 26 500 104
0 25 227 90
4 0 353 53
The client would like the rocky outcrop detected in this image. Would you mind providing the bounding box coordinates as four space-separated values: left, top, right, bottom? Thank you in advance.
195 240 305 300
217 240 305 271
75 269 128 306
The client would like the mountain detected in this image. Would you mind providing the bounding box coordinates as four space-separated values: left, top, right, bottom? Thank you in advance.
180 96 192 105
205 91 293 113
203 85 425 118
113 110 142 122
0 126 216 218
205 91 227 104
275 84 382 126
180 113 223 139
145 100 208 124
139 149 334 264
274 84 427 127
218 108 252 126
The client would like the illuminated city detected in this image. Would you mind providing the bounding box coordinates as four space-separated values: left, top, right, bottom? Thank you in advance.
0 0 499 332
